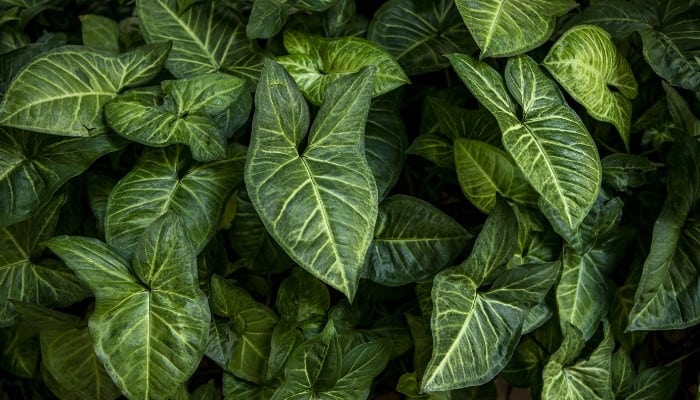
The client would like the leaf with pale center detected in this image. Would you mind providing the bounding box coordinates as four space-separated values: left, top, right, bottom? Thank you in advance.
46 214 210 400
245 60 377 300
544 25 638 150
0 42 170 136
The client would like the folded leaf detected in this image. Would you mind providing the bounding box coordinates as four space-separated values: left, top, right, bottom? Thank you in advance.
245 60 378 300
0 42 171 136
544 25 638 150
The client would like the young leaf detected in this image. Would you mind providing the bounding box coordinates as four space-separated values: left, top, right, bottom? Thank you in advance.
448 53 601 231
544 25 638 150
363 195 471 286
454 0 577 57
0 128 125 226
46 214 210 400
105 73 250 162
245 60 378 300
136 0 263 82
106 144 246 259
0 42 171 136
277 30 409 105
367 0 474 75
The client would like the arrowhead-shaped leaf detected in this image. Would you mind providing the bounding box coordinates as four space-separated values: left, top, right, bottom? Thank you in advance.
136 0 264 82
105 73 250 162
448 54 601 231
46 214 210 400
245 60 378 300
544 25 638 150
363 195 471 286
0 127 125 226
277 30 409 105
106 144 246 260
454 0 577 58
0 42 171 136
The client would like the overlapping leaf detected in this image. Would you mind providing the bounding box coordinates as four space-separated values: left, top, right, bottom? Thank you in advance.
544 25 638 150
277 30 408 105
0 42 170 135
46 214 210 400
106 144 246 259
449 54 601 231
245 60 377 300
105 73 250 162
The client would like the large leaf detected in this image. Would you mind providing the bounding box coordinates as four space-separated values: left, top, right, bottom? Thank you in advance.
363 195 470 286
0 42 170 136
105 73 250 162
544 25 638 150
628 136 700 330
245 60 377 300
137 0 264 82
367 0 474 75
0 127 125 226
541 323 614 400
454 138 537 212
423 261 559 391
46 214 210 400
448 54 601 231
106 144 246 259
454 0 577 58
277 30 409 105
0 194 88 327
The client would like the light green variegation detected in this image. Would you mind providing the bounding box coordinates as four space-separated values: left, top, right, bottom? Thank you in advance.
0 194 89 327
544 25 638 150
454 0 577 57
106 144 246 260
46 214 210 400
363 195 470 287
245 60 377 300
454 138 537 212
136 0 264 82
449 53 601 231
367 0 474 75
0 128 125 226
0 42 170 136
277 30 409 105
105 73 250 162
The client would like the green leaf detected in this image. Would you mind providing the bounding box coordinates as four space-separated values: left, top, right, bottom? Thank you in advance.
276 268 330 328
454 138 537 212
0 128 125 226
367 0 474 75
80 14 119 52
427 97 501 145
137 0 264 82
610 349 635 399
663 81 700 136
210 275 278 383
640 28 700 92
268 319 303 381
601 153 658 192
105 73 250 162
501 336 547 388
246 0 287 39
277 30 409 105
0 194 89 327
541 322 614 400
106 144 246 260
46 214 210 400
0 322 39 377
86 172 116 235
544 25 638 150
363 195 470 286
191 379 216 400
423 261 559 391
448 53 602 231
407 133 454 168
454 0 577 58
245 60 378 300
561 0 658 39
0 42 171 136
626 364 681 400
223 372 275 400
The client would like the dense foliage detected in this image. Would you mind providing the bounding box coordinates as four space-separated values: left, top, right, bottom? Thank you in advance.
0 0 699 399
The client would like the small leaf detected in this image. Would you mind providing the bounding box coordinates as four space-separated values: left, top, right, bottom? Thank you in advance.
278 30 409 105
544 25 638 150
0 42 171 136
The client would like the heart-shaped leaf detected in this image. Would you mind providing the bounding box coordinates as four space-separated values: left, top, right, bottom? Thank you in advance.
46 213 210 400
0 42 171 136
245 60 378 300
544 25 638 150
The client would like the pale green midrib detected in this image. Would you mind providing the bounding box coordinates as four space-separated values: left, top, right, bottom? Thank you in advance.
0 228 29 259
482 0 508 54
1 91 116 120
374 235 467 243
0 159 26 184
457 143 502 195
